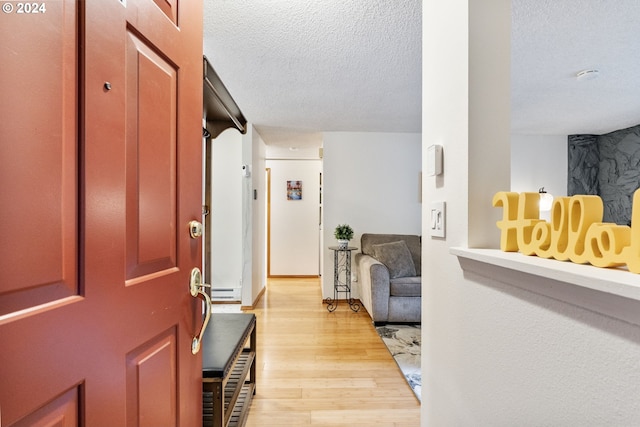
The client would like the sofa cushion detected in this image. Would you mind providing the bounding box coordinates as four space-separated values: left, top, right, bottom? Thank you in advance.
390 277 422 297
361 234 421 276
371 240 417 279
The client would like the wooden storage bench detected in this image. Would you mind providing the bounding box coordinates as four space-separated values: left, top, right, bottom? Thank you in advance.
202 313 257 427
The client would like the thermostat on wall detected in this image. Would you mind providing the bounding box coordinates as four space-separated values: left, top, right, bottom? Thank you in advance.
427 144 443 176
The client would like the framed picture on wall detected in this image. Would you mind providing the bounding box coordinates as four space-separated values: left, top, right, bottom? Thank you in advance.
287 180 302 200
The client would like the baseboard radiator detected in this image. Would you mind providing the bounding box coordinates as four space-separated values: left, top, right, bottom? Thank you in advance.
211 286 241 302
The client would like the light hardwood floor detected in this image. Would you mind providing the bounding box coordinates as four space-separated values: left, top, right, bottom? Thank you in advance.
241 278 421 427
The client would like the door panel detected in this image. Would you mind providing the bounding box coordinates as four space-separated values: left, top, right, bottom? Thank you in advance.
151 0 179 25
0 0 78 316
0 0 203 425
125 31 178 280
11 387 80 427
126 328 177 427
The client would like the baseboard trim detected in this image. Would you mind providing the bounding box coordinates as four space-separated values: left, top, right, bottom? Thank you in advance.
268 275 320 278
240 285 267 310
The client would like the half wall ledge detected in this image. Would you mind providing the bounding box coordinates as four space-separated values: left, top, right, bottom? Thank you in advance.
451 247 640 327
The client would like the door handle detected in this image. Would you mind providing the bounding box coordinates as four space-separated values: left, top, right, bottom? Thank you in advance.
189 267 212 355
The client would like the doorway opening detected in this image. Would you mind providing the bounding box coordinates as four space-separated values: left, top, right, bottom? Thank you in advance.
265 159 322 278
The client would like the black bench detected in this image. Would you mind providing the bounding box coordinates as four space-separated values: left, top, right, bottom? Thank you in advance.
202 313 257 427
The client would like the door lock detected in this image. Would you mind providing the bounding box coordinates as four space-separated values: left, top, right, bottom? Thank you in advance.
189 220 203 238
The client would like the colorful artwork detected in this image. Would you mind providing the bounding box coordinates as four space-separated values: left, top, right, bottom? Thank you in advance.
287 180 302 200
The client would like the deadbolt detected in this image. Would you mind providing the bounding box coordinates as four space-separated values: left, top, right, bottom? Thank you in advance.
189 220 203 238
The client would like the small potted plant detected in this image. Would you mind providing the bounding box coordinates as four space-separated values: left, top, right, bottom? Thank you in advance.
334 224 354 249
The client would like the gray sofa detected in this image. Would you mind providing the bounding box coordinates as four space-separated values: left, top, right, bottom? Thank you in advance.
355 233 421 325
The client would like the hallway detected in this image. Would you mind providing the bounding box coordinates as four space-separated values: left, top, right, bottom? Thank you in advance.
238 278 420 426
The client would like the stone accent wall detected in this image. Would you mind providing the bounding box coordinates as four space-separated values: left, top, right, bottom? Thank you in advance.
568 124 640 225
568 134 599 195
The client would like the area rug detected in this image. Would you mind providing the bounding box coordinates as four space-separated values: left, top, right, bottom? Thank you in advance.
376 324 421 402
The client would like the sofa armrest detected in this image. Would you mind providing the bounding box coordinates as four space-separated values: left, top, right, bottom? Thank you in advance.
356 254 390 323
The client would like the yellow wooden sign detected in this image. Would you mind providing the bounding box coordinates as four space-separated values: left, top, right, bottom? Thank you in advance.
493 189 640 272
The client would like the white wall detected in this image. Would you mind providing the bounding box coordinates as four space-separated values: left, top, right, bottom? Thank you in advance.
242 125 267 307
511 134 567 197
322 132 421 299
209 125 267 307
422 1 640 425
266 159 322 276
210 128 243 295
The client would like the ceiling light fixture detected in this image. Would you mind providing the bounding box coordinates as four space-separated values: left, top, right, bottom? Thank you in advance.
576 69 600 81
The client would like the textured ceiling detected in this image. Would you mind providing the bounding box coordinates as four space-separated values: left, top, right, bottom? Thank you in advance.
203 0 421 147
512 0 640 135
203 1 640 147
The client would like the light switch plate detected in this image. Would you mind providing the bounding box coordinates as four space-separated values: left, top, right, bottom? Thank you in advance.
429 201 446 238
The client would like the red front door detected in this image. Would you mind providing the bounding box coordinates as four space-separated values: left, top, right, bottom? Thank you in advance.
0 1 204 426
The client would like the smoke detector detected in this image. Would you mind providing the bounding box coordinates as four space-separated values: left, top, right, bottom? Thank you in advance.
576 69 600 81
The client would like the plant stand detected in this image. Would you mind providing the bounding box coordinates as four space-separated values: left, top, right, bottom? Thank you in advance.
325 246 360 312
